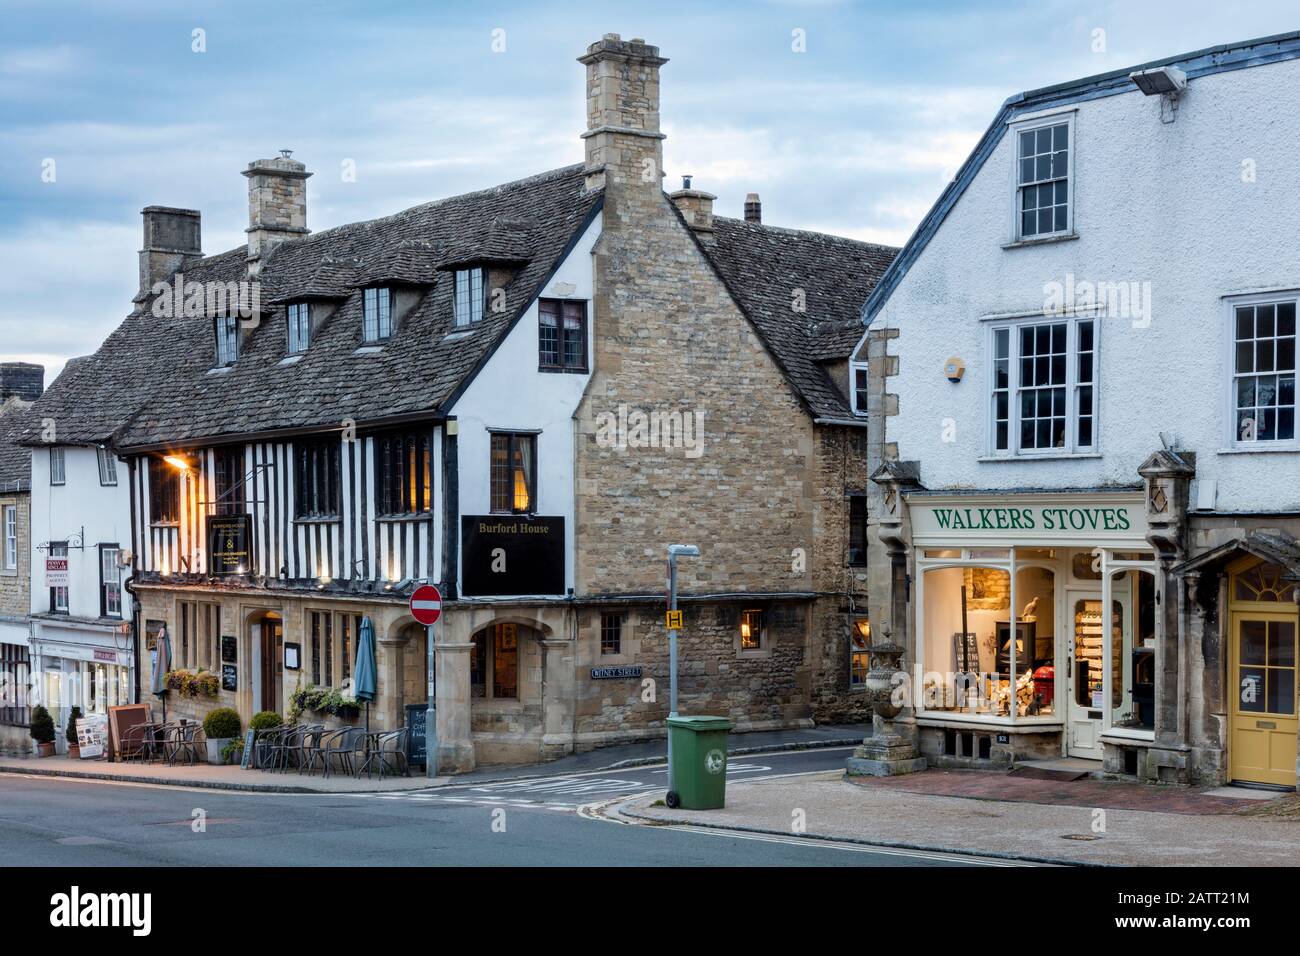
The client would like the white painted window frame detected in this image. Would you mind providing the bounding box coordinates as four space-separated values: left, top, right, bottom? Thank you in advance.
96 446 117 486
49 446 65 485
2 505 16 570
1222 289 1300 451
984 312 1099 459
849 359 869 416
1007 110 1076 244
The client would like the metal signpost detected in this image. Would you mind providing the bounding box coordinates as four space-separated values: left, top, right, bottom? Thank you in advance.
409 584 442 779
665 544 699 797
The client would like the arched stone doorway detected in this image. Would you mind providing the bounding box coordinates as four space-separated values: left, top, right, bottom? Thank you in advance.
466 619 552 766
248 610 284 716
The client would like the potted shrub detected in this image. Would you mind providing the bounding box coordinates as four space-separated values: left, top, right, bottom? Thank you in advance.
65 706 83 759
249 710 282 731
202 707 242 764
30 705 56 757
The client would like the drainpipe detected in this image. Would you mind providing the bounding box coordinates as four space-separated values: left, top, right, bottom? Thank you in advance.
124 574 141 704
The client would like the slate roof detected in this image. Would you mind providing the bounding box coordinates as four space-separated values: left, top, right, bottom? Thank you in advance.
22 164 602 450
697 218 897 420
0 401 35 490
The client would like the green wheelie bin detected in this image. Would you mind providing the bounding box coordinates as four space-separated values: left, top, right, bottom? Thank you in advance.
665 715 732 809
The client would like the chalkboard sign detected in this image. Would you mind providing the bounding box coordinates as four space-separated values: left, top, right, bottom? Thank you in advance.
951 632 980 673
221 663 238 692
240 730 256 769
405 703 428 769
221 635 237 663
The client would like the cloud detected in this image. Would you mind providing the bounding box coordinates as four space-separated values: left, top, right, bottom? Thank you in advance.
0 45 77 76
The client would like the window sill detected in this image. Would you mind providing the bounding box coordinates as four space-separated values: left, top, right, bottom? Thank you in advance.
353 345 386 355
1001 232 1079 250
294 516 342 525
978 452 1101 463
150 521 180 529
537 366 589 375
375 514 432 524
207 365 234 375
916 713 1064 729
279 354 305 366
1216 444 1300 455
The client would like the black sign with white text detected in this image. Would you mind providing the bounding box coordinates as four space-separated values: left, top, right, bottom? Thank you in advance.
207 514 252 575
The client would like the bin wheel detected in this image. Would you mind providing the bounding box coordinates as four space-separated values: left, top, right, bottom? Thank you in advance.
665 790 681 809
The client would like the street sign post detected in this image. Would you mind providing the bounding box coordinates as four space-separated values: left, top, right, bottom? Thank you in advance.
664 544 700 807
409 584 442 779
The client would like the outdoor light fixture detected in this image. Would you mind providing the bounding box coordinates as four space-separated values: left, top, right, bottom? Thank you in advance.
1129 65 1187 96
163 454 191 471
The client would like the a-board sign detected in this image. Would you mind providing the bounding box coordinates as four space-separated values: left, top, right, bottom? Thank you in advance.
107 704 150 762
76 714 109 759
405 703 428 768
240 729 256 770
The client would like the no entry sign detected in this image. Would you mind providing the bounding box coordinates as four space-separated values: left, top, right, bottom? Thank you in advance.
409 584 442 626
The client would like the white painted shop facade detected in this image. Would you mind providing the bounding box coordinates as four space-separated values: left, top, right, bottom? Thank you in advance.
864 34 1300 787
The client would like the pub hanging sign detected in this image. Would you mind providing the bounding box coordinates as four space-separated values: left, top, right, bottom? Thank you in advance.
207 514 252 575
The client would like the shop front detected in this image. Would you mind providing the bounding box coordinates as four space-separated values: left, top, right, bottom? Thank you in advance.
904 492 1158 769
30 615 135 749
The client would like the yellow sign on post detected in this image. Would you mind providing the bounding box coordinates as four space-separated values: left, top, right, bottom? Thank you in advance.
666 610 683 630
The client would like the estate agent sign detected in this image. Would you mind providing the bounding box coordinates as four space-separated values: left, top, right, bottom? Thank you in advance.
207 514 252 575
44 556 69 588
461 515 564 596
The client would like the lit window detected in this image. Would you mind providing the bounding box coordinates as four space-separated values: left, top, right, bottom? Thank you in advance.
989 317 1096 455
1015 120 1071 240
288 302 311 353
363 288 392 343
850 360 868 415
49 447 65 485
740 609 764 651
1232 300 1296 444
454 268 485 326
374 431 431 516
471 624 517 699
490 433 535 514
600 613 622 655
215 316 239 366
96 446 117 486
850 617 870 689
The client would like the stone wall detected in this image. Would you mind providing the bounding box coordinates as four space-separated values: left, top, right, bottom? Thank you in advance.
0 494 30 620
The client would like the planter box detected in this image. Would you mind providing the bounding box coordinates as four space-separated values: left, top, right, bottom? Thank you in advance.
36 742 55 758
205 737 233 764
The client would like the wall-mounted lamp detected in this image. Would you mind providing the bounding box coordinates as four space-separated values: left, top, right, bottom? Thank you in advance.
163 454 191 472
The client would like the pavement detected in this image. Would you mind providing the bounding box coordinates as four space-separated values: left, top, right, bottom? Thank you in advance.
619 768 1300 866
0 723 870 793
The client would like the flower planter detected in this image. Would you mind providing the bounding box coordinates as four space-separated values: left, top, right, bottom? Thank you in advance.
37 742 56 758
205 738 232 764
67 745 81 760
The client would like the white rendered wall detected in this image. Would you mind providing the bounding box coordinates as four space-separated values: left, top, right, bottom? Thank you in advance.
871 56 1300 512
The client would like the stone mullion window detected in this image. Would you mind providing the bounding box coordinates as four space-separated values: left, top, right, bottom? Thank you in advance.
489 433 536 514
374 430 431 516
363 288 393 342
294 440 341 518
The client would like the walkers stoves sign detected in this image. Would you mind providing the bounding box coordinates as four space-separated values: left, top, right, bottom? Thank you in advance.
461 515 564 596
207 514 252 575
909 494 1148 546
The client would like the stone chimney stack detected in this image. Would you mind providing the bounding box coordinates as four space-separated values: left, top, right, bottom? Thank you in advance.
0 362 44 402
744 193 762 224
668 175 716 233
137 206 202 299
578 35 668 193
243 150 311 275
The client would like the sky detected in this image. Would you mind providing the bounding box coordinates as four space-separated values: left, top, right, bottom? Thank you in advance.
2 0 1298 384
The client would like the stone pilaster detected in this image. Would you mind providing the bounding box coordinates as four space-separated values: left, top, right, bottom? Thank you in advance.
540 637 576 760
435 640 475 774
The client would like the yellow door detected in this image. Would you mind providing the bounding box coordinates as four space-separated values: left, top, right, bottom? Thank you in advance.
1230 612 1298 787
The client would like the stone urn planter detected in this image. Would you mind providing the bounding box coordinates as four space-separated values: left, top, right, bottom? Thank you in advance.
846 624 927 776
205 738 233 764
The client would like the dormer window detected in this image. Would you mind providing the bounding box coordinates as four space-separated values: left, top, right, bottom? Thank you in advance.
850 360 868 415
363 287 392 343
288 302 311 353
214 316 239 366
454 268 485 326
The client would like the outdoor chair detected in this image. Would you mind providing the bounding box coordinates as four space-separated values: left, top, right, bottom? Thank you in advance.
165 722 204 767
368 727 410 779
294 725 330 774
256 724 297 771
119 721 159 763
319 726 365 778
